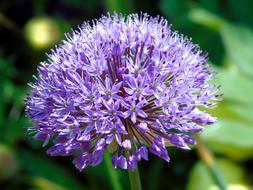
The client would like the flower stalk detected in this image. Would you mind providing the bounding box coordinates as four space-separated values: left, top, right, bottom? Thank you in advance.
195 135 227 190
104 152 123 190
128 165 142 190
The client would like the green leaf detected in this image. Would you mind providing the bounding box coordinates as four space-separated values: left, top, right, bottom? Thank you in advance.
187 158 249 190
32 177 66 190
221 22 253 77
188 7 253 76
211 68 253 104
202 121 253 160
208 101 253 126
205 68 253 160
188 7 223 31
17 149 84 190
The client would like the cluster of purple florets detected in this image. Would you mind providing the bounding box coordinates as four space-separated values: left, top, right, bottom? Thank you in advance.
26 13 220 171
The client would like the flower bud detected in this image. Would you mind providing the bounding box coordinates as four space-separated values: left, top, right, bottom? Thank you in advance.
24 17 60 50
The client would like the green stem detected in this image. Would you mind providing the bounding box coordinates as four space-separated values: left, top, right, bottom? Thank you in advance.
195 135 227 190
104 152 123 190
209 164 227 190
128 165 142 190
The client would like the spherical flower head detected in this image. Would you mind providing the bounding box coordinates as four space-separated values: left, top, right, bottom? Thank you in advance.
25 13 221 171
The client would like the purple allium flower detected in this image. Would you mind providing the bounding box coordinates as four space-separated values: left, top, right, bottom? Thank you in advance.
25 13 221 171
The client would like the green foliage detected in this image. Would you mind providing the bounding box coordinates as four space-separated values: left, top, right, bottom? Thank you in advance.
185 2 253 163
221 23 253 78
17 149 84 190
188 7 223 31
1 0 253 189
187 158 249 190
211 68 253 104
0 144 19 181
202 121 253 160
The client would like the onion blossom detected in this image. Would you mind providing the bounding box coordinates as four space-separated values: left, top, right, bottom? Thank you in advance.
25 13 221 171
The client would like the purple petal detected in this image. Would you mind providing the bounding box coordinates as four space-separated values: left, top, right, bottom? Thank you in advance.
115 133 122 145
131 112 137 123
34 132 51 146
128 155 137 171
124 87 134 95
122 139 132 150
105 77 112 89
169 134 190 149
118 155 127 169
149 143 170 162
112 82 123 92
106 134 115 144
112 44 121 56
137 109 147 118
139 146 148 160
73 153 90 171
112 154 118 168
137 122 150 132
91 149 104 166
150 137 170 162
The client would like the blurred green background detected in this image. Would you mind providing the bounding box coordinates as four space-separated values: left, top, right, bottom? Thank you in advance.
1 0 253 189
